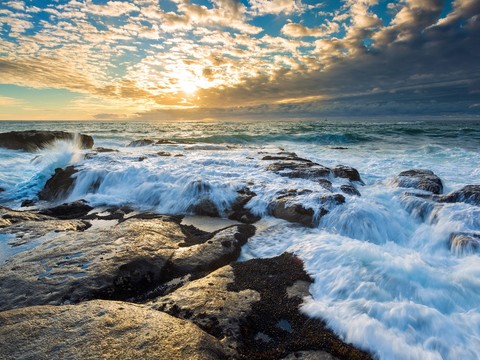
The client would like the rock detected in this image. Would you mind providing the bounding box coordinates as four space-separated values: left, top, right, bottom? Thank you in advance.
95 147 118 153
0 187 4 192
394 169 443 194
169 224 256 277
0 216 255 310
0 130 93 151
269 191 345 227
333 165 364 184
150 253 370 360
281 351 339 360
0 207 88 235
38 166 77 201
149 266 261 351
157 151 172 156
438 185 480 206
340 184 361 196
193 199 220 217
449 232 480 255
128 139 154 147
39 200 93 219
0 300 228 360
267 161 332 181
20 199 36 207
270 197 315 227
227 188 261 224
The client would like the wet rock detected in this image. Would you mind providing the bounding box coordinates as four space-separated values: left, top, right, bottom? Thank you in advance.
333 165 364 184
394 169 443 194
193 199 220 217
156 139 178 144
39 200 93 220
449 232 480 255
281 351 339 359
269 197 315 227
20 199 36 207
227 188 261 224
157 151 172 156
150 253 370 360
0 215 255 310
0 130 94 151
267 161 332 181
0 300 228 360
0 207 88 236
269 191 345 227
128 139 154 147
149 266 261 351
340 184 361 196
0 187 4 192
438 185 480 206
169 224 256 277
38 166 77 201
95 147 117 153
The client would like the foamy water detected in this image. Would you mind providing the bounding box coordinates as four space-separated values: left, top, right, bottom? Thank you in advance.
1 119 480 359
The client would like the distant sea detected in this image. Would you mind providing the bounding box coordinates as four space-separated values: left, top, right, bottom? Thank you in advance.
1 118 480 359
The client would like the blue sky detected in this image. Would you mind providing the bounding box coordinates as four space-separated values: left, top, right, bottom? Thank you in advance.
0 0 479 120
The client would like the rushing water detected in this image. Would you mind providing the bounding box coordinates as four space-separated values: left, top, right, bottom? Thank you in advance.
1 119 480 359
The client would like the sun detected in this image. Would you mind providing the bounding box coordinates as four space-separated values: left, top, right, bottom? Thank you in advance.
178 80 198 95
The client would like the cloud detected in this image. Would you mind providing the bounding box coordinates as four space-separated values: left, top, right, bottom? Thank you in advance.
0 96 23 106
249 0 304 15
281 21 339 37
0 0 479 120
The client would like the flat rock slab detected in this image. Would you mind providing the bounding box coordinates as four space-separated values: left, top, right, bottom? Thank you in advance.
0 300 227 360
0 210 255 310
0 130 93 151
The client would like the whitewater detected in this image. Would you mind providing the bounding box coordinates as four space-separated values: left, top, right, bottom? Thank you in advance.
1 119 480 359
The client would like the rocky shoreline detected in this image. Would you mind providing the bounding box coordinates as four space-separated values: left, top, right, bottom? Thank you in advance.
1 131 480 359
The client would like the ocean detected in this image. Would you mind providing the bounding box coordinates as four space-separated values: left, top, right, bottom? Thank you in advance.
1 118 480 359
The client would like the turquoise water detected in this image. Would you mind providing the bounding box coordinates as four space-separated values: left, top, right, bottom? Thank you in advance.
1 118 480 359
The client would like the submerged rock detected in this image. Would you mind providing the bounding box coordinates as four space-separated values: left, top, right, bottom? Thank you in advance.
38 166 77 201
394 169 443 194
449 232 480 255
438 185 480 206
0 300 228 360
0 130 93 151
150 253 370 360
128 139 154 147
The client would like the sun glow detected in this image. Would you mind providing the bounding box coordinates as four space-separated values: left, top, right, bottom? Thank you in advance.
178 80 199 95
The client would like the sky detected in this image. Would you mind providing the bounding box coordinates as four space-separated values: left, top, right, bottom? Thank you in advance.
0 0 479 120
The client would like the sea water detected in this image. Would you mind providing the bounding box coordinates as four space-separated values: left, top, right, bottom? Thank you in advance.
1 118 480 359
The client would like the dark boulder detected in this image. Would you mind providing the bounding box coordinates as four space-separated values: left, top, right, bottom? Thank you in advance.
340 184 361 196
333 165 364 184
438 185 480 206
157 151 172 156
0 130 93 151
38 166 77 201
193 199 220 217
394 169 443 194
228 188 261 224
39 200 93 220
